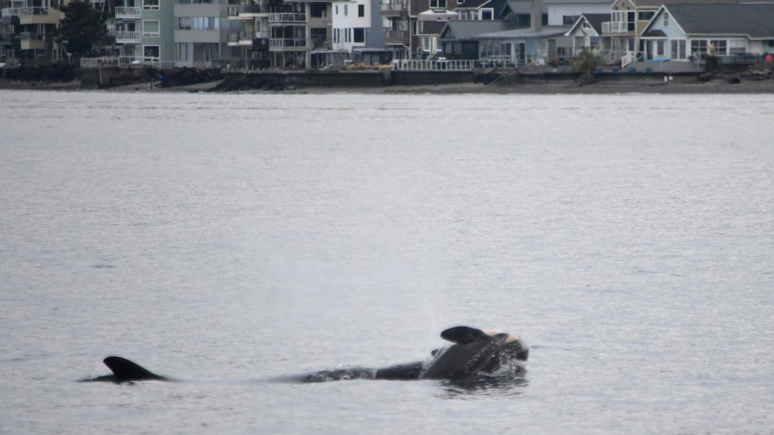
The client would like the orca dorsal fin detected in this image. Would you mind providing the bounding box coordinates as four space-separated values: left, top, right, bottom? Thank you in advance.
103 356 167 383
440 326 487 345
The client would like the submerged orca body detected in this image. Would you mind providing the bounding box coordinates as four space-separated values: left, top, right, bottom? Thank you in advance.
80 356 169 384
308 326 529 382
81 326 527 384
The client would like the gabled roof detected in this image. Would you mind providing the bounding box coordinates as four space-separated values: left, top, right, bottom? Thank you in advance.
474 25 571 40
440 20 516 40
565 13 608 35
420 21 447 35
644 4 774 38
455 0 493 9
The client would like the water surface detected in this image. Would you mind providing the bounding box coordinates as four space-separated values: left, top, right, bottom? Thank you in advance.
1 90 773 434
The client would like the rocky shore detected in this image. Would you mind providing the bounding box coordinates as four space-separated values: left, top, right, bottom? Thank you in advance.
3 68 774 95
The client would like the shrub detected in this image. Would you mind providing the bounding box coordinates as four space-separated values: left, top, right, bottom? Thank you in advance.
573 50 605 73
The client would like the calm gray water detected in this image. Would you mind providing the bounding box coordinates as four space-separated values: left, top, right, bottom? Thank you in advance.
1 90 773 434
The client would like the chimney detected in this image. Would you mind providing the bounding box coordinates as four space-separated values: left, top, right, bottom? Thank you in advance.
531 0 543 32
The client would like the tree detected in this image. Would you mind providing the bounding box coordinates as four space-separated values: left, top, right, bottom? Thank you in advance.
55 0 108 62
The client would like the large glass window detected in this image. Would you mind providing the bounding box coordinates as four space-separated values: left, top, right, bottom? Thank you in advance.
670 39 685 59
143 0 159 9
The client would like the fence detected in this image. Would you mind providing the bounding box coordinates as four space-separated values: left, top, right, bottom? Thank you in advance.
392 59 475 71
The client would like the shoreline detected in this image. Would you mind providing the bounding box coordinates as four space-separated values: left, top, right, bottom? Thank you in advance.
3 77 774 95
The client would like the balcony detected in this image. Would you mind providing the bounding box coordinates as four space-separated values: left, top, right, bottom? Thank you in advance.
269 38 307 51
228 4 267 19
601 21 633 34
115 6 142 20
385 30 409 46
381 1 407 17
115 31 142 44
268 13 306 24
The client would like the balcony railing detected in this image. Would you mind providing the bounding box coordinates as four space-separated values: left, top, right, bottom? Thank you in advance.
386 30 409 45
268 13 306 24
115 31 142 43
601 21 632 34
19 32 43 41
115 6 142 19
2 7 48 17
228 4 265 17
269 38 307 50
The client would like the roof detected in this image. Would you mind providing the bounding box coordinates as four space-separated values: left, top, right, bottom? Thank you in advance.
420 21 447 35
582 13 608 34
455 0 493 8
565 13 608 35
440 20 516 40
503 0 547 14
661 4 774 37
635 0 749 7
474 25 571 39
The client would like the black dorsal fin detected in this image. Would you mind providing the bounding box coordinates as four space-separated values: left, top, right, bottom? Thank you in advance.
103 356 167 383
440 326 487 345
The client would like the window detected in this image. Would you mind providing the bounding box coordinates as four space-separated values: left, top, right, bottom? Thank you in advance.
177 17 191 30
344 5 348 16
143 0 159 9
638 11 654 21
709 39 727 55
562 15 579 26
354 28 364 43
193 16 219 31
729 40 746 54
663 13 669 27
430 0 446 9
656 40 664 56
143 20 159 37
176 42 189 61
358 4 364 17
670 39 685 59
690 39 707 55
481 9 492 20
143 45 160 60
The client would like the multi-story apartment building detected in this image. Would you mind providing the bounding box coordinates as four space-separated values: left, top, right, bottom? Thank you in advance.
226 0 270 68
109 0 174 68
173 0 241 68
265 0 332 69
0 0 20 63
0 0 68 63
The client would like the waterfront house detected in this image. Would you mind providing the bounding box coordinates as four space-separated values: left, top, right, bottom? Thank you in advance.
564 13 605 56
638 4 774 67
439 19 514 60
331 0 385 66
